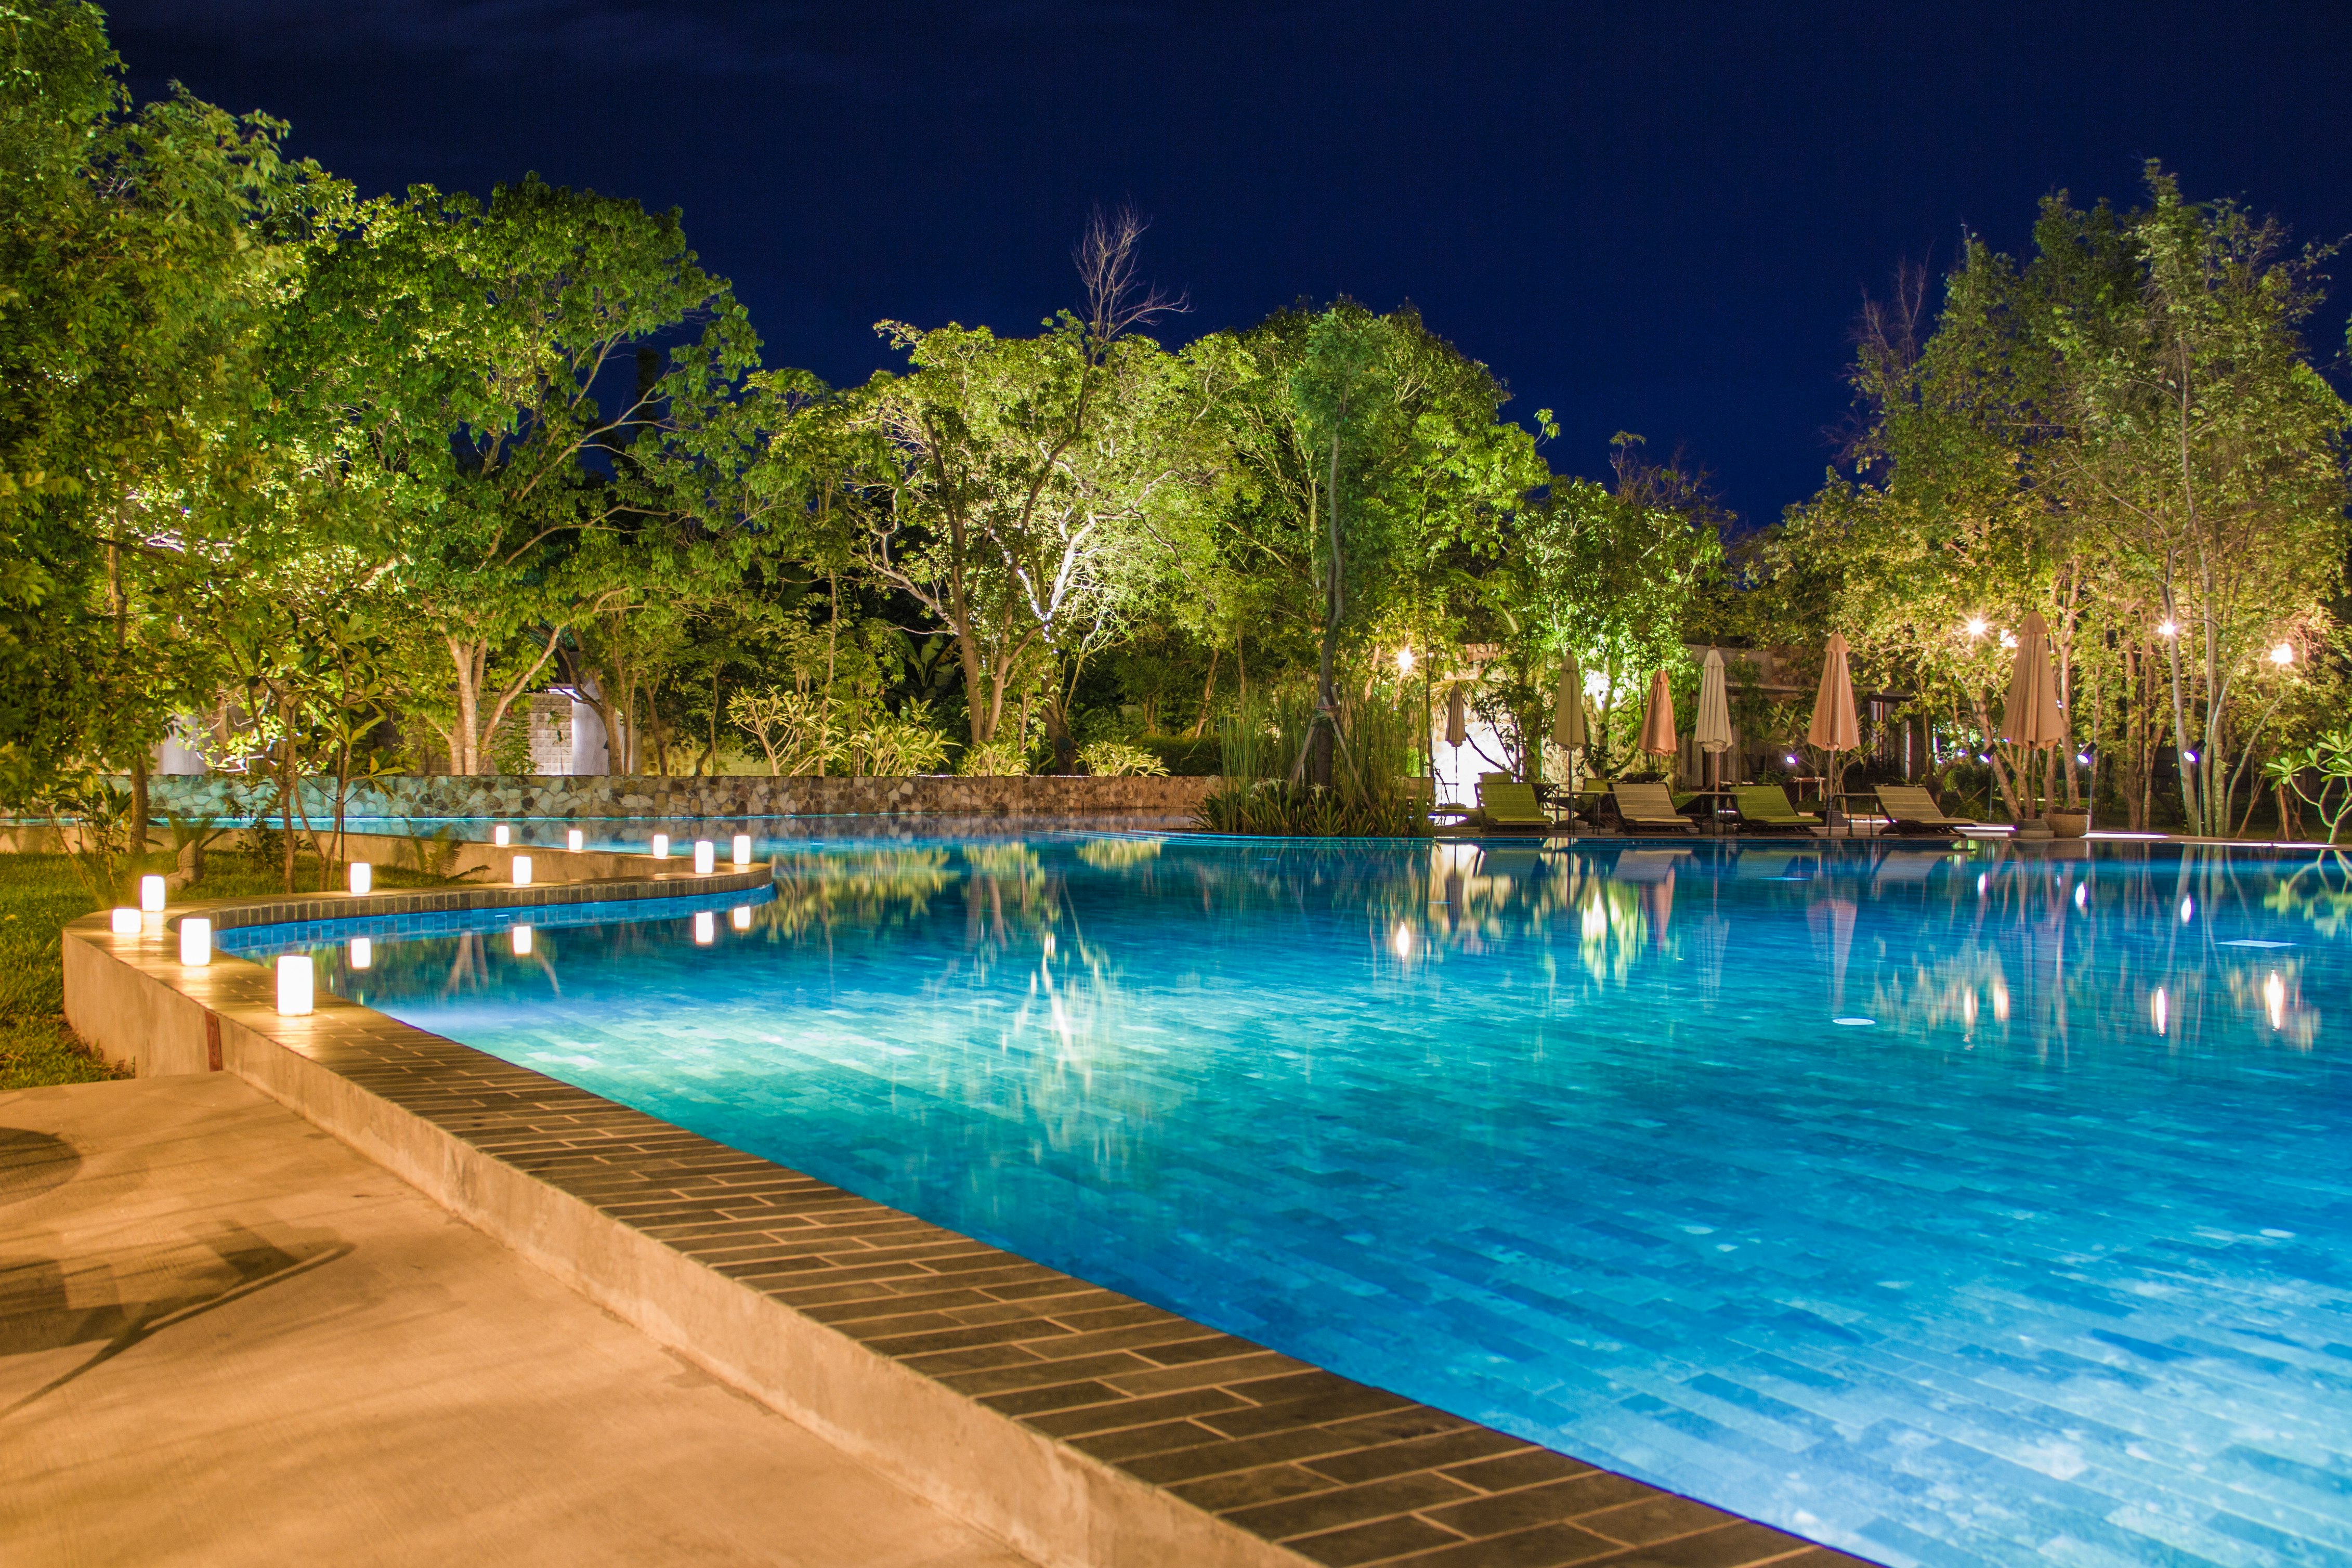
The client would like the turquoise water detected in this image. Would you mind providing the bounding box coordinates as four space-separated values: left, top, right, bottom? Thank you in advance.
227 835 2352 1568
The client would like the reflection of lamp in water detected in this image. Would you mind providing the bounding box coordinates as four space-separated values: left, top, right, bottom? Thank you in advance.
349 936 372 969
1391 922 1414 961
276 955 313 1016
1990 980 2009 1022
2074 882 2088 911
730 905 751 931
1962 989 1978 1028
1043 931 1056 958
693 911 714 945
1977 872 1988 896
2265 971 2286 1030
180 917 212 966
2179 896 2193 924
2152 987 2169 1036
1580 898 1606 941
511 925 532 956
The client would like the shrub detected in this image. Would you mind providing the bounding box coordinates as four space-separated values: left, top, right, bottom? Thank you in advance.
959 739 1028 777
1079 740 1169 778
1135 734 1222 775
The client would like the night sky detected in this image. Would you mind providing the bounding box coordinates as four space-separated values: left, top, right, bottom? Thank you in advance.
106 2 2352 532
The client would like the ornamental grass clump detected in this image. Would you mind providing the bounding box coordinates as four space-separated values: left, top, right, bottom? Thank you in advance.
1196 685 1428 837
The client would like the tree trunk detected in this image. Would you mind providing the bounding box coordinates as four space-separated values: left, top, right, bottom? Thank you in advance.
1309 426 1344 790
1188 645 1221 737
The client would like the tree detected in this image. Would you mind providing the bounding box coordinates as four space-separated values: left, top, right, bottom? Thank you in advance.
277 174 760 773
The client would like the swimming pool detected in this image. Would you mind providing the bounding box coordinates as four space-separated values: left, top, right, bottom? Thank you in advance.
228 835 2352 1567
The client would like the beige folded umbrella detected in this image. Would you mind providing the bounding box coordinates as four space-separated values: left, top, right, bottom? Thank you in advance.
1694 647 1733 789
1638 669 1678 757
2000 610 2065 750
1551 653 1586 751
1445 683 1467 749
1807 634 1860 813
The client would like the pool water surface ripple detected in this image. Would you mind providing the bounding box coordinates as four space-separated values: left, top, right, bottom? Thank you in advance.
228 835 2352 1568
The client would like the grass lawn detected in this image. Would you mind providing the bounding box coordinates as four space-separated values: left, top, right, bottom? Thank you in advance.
0 849 453 1092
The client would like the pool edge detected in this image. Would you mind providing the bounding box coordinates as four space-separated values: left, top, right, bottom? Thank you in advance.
60 885 1866 1568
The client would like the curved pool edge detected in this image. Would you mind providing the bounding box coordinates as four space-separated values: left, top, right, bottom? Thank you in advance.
59 884 1867 1568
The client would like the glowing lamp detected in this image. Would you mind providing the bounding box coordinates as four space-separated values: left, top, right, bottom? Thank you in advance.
693 910 715 945
2157 620 2179 638
731 905 752 931
512 855 533 887
276 954 313 1016
1784 754 1798 766
731 834 751 867
694 839 715 875
2270 643 2295 667
1964 619 1987 638
493 824 510 847
2182 749 2198 764
349 861 372 895
140 874 166 912
179 918 212 966
1396 647 1415 675
349 936 372 970
511 925 533 956
110 907 141 936
567 828 585 853
651 833 670 860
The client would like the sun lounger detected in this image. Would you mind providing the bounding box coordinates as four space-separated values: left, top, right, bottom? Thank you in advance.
1732 783 1821 834
1875 785 1976 835
1475 780 1553 832
1611 781 1696 834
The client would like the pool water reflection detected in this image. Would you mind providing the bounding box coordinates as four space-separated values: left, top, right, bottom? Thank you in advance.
232 836 2352 1568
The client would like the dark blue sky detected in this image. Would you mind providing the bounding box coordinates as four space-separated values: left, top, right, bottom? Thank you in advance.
109 1 2352 530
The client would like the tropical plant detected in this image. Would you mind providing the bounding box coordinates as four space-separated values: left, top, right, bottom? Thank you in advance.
1077 740 1168 778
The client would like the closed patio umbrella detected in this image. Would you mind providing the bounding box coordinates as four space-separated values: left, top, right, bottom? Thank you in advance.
1445 682 1467 748
1638 669 1678 759
1694 648 1733 790
1807 634 1861 822
2000 610 2067 823
1551 653 1586 752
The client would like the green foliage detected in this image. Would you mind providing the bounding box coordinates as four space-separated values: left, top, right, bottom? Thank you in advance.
1078 740 1169 777
1203 683 1426 835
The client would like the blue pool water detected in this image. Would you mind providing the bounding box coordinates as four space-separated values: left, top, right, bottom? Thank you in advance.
229 835 2352 1567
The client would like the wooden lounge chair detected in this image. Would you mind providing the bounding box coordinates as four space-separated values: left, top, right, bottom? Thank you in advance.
1875 785 1976 835
1732 783 1820 835
1611 781 1696 834
1475 780 1553 833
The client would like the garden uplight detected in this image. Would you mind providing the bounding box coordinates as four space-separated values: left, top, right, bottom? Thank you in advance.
2270 643 2294 666
110 907 140 935
567 828 585 852
493 824 510 846
1965 618 1987 638
349 936 371 970
513 855 533 886
349 861 372 895
694 839 715 874
140 874 166 912
512 925 533 956
276 955 313 1016
180 918 211 966
732 834 751 867
693 911 714 945
651 833 670 859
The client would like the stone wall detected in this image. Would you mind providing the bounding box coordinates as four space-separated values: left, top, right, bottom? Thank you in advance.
135 772 1220 820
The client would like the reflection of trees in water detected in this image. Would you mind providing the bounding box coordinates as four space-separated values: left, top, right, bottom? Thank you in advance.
753 849 955 944
1077 836 1164 870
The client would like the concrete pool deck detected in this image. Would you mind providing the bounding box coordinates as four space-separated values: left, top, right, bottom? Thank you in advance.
52 865 1874 1568
0 1073 1034 1567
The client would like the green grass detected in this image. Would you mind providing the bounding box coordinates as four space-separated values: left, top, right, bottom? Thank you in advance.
0 849 454 1092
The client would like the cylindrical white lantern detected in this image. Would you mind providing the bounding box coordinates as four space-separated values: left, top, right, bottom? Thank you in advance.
511 925 533 956
651 833 670 860
110 906 140 936
493 824 511 846
179 917 212 966
276 954 314 1016
731 834 751 867
349 861 373 895
139 874 166 912
349 936 372 970
694 839 715 875
567 828 584 853
730 905 752 931
693 910 714 945
512 855 533 887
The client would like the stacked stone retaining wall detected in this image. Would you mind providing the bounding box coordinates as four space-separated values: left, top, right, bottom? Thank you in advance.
127 773 1219 820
